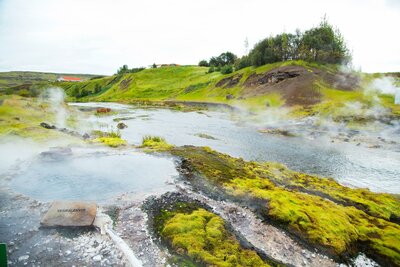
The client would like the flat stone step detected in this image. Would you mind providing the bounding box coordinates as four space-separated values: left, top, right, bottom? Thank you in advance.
41 201 97 227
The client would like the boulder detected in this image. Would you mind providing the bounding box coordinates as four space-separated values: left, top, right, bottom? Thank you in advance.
40 122 56 129
117 122 128 129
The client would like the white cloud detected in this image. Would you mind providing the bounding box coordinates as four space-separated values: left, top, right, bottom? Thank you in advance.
0 0 399 74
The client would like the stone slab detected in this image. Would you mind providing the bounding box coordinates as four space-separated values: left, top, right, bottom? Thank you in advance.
41 201 97 227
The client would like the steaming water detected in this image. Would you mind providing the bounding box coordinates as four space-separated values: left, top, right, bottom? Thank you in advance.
70 102 400 194
10 148 177 202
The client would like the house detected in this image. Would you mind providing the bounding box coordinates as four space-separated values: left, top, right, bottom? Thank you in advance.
57 76 81 82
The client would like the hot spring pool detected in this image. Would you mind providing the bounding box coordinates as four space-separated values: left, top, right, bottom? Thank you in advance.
11 147 178 202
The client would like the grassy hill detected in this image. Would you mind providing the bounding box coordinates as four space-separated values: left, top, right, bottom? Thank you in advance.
0 71 102 94
57 61 399 119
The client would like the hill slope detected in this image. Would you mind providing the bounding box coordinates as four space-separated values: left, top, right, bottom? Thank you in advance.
0 71 101 93
58 61 399 118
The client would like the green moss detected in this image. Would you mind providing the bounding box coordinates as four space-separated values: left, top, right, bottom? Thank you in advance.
92 137 127 147
169 146 400 265
161 208 270 267
140 135 173 151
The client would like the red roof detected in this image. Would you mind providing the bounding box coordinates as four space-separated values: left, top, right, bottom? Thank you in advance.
62 76 81 81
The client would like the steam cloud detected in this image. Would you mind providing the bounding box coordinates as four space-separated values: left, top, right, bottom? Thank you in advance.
41 87 69 128
370 77 400 104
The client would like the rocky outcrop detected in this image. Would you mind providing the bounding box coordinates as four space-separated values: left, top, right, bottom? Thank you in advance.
216 74 243 88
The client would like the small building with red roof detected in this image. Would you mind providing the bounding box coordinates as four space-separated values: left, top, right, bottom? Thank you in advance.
57 76 82 82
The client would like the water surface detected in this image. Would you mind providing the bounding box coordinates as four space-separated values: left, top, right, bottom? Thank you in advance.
11 147 177 202
70 102 400 194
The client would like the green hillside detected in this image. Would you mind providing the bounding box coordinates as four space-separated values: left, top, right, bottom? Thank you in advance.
57 61 399 118
0 71 101 94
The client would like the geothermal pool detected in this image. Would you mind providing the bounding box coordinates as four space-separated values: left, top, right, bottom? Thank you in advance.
10 147 177 202
71 102 400 194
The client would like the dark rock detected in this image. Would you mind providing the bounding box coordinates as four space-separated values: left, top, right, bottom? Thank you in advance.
226 94 235 100
216 74 243 88
117 122 128 129
40 122 56 129
82 133 90 140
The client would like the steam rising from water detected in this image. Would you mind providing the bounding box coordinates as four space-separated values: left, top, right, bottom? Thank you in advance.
370 77 400 104
41 87 69 128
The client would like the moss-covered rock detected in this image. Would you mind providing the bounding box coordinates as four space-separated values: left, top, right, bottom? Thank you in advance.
143 193 278 267
169 146 400 266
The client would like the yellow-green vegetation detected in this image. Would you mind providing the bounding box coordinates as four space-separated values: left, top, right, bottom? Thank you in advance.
0 95 77 141
92 137 127 147
90 129 127 147
161 208 270 267
169 146 400 265
140 135 173 151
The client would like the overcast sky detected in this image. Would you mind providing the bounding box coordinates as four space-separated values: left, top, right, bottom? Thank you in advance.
0 0 399 75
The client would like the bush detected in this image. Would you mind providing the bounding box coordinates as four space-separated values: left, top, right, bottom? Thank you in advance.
220 64 233 74
207 66 215 73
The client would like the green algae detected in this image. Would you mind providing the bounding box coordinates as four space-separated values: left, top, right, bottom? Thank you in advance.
161 208 270 267
169 146 400 265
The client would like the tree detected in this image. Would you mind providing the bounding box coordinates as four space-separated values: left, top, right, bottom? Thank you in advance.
299 16 350 64
117 64 129 75
198 60 209 67
243 17 351 67
152 63 157 68
209 57 220 67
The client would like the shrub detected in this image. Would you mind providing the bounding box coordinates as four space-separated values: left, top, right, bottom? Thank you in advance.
220 64 233 74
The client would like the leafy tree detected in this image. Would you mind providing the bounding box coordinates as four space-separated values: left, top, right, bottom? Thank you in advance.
244 17 350 67
218 52 237 66
152 63 157 68
198 60 209 67
299 16 350 64
117 64 129 75
209 57 220 67
235 55 251 70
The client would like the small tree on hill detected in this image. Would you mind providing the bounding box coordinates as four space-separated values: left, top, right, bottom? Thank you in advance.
198 60 209 67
